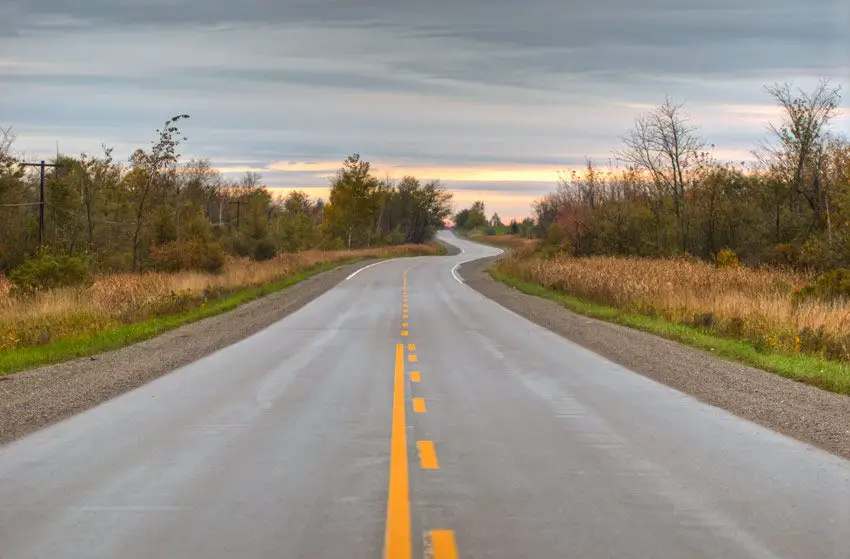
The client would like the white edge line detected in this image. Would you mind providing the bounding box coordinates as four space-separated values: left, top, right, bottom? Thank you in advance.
346 259 392 280
450 262 465 284
449 245 504 285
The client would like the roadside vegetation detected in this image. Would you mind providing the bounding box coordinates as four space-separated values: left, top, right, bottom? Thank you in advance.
0 244 437 373
0 117 452 370
493 250 850 393
456 79 850 394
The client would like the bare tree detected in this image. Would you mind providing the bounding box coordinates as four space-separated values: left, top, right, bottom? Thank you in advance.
615 97 704 250
0 126 13 154
0 126 16 174
762 79 841 230
131 114 190 272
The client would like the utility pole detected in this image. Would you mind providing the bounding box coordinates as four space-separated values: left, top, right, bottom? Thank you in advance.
21 160 62 247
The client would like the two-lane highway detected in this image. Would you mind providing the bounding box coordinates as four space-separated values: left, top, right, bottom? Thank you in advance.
1 231 849 558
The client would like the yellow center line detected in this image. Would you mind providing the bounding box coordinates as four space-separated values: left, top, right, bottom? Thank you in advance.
410 371 421 382
402 322 408 327
384 344 412 559
417 441 439 469
409 354 418 363
408 344 416 351
427 531 459 559
401 330 409 337
413 397 427 413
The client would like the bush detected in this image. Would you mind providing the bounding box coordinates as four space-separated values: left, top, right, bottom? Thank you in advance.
384 229 406 245
794 268 850 303
716 248 741 268
773 243 800 266
535 223 573 259
9 250 93 295
149 239 226 274
252 237 278 261
229 235 255 259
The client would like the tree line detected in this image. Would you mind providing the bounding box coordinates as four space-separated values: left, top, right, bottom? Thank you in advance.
453 200 536 238
0 119 452 276
526 79 849 269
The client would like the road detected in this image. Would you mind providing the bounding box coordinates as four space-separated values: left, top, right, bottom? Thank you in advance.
1 231 849 558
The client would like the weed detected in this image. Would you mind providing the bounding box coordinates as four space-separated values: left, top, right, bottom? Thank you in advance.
495 252 850 363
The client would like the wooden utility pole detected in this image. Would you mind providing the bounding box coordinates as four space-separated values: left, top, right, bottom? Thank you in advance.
21 160 62 247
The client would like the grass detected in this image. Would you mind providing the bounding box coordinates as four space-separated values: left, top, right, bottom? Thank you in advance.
0 244 439 375
471 234 536 250
490 262 850 396
456 230 537 250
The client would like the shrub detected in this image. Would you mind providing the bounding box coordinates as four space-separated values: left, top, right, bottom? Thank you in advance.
9 250 92 295
229 235 254 258
794 268 850 303
149 239 226 274
716 248 741 268
773 243 800 266
384 229 406 245
535 223 573 259
252 237 278 261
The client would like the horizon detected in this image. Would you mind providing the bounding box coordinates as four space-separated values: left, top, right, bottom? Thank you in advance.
3 0 848 222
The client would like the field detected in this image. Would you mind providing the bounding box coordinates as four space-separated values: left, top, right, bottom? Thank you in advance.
494 251 850 393
0 244 437 363
468 234 536 250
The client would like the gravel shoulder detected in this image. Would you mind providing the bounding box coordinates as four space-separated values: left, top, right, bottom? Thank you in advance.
460 256 850 461
0 260 372 446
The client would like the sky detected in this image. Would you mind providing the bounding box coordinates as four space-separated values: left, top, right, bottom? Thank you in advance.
2 0 849 222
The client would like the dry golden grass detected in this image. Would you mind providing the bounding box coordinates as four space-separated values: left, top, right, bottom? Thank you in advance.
476 234 537 250
0 244 436 351
497 253 850 361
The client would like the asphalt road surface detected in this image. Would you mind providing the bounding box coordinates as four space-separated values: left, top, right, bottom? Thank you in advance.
1 231 849 558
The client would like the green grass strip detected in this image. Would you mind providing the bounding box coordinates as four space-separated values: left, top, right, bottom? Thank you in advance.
0 258 363 376
489 268 850 396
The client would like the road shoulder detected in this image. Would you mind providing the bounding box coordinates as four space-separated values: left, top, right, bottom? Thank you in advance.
459 256 850 461
0 260 371 446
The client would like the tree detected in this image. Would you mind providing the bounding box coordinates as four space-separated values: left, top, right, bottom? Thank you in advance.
0 126 16 174
467 201 487 229
490 213 503 228
405 178 453 243
324 154 381 248
762 79 842 234
615 98 705 250
130 114 190 271
453 208 470 229
452 201 487 230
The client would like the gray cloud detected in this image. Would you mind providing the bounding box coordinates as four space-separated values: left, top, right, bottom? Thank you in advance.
2 0 847 219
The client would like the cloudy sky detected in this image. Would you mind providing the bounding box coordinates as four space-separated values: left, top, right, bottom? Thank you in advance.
2 0 848 220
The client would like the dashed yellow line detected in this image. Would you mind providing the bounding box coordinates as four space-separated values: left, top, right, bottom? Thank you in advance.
427 531 458 559
401 330 408 337
413 397 426 413
410 371 421 382
409 354 418 363
417 441 439 469
408 344 416 351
